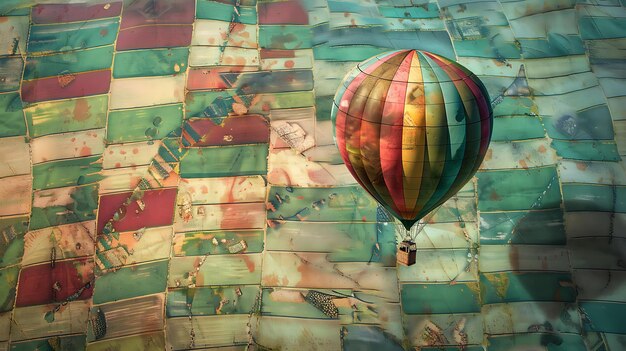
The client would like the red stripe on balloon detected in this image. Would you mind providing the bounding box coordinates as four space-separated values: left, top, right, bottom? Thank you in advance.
356 52 411 216
335 53 400 195
335 65 382 188
380 51 413 214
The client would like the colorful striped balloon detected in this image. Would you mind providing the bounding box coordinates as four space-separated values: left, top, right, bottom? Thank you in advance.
331 50 493 230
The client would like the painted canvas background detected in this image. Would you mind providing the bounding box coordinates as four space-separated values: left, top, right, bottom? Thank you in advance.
0 0 625 350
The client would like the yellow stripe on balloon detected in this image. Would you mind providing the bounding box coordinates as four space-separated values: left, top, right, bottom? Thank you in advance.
412 53 449 215
401 52 426 218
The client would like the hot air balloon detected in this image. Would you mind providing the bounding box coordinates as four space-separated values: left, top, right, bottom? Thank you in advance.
331 50 493 257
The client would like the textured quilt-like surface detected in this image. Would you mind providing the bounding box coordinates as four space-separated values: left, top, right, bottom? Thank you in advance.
0 0 625 350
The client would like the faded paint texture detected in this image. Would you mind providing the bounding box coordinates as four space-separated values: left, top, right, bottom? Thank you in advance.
0 0 624 350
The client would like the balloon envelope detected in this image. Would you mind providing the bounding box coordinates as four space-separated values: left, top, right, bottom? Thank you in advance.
331 50 493 230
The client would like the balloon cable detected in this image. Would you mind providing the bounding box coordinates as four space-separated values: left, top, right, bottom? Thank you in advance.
396 206 441 242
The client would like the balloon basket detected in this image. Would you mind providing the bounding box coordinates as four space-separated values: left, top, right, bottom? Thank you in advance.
397 239 417 266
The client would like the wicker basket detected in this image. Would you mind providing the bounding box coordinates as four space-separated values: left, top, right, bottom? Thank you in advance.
397 240 417 266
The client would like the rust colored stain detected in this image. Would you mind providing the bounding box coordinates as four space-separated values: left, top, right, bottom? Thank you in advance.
79 146 91 157
260 49 296 59
307 168 331 184
187 66 254 90
489 191 501 201
268 168 293 186
263 273 280 286
73 98 91 121
241 255 256 273
235 56 247 66
518 159 528 169
294 255 345 289
99 28 108 37
576 162 588 171
296 257 316 287
493 59 506 67
232 102 248 115
509 245 520 271
222 178 237 203
284 60 295 69
538 145 547 153
219 203 265 230
132 148 139 154
484 148 493 161
195 272 205 287
231 23 246 34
